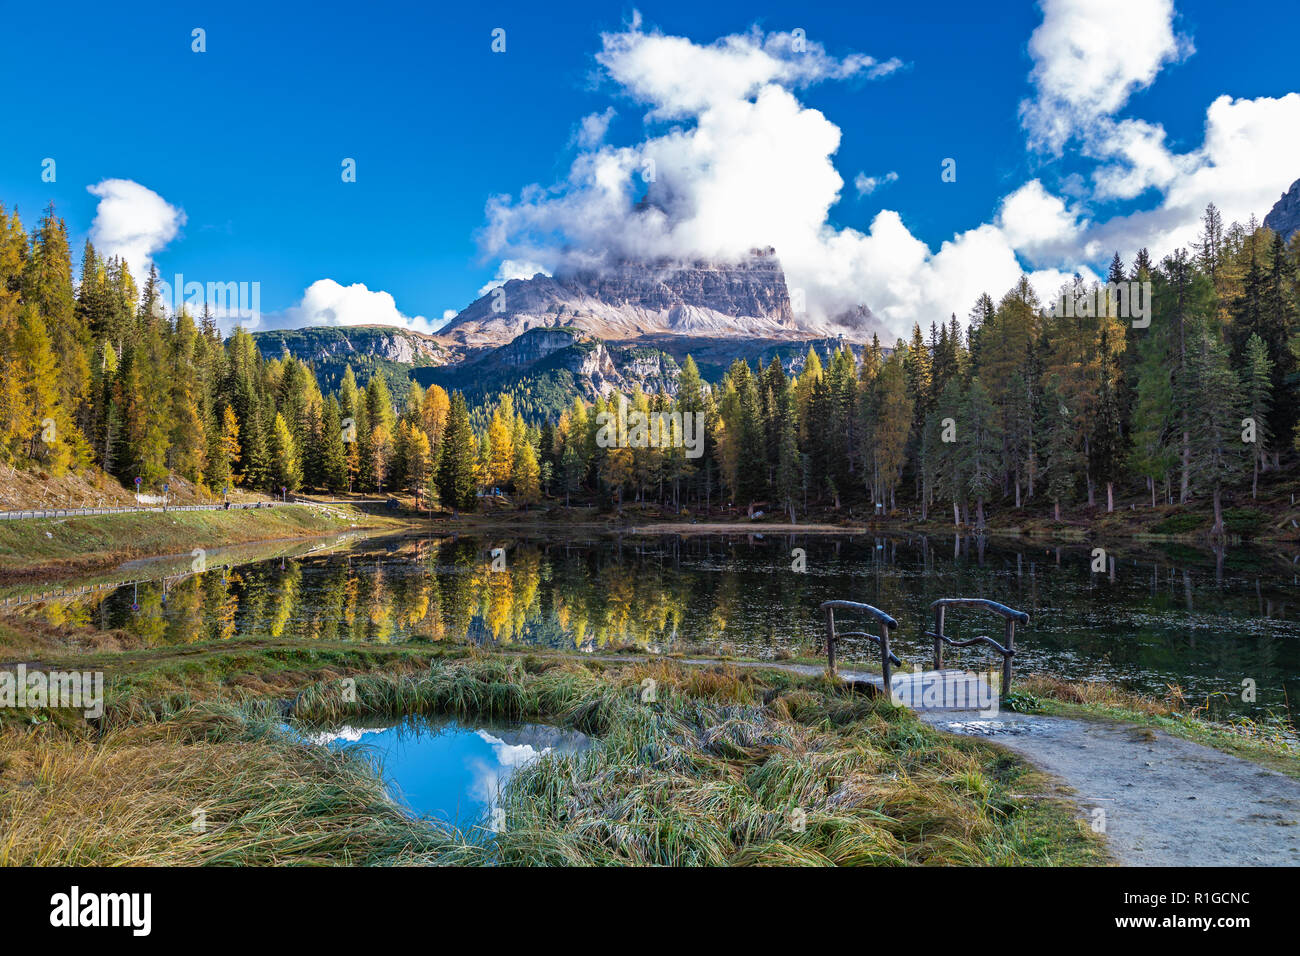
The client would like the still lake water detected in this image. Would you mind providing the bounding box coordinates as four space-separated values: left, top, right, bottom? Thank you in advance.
302 717 591 827
19 530 1300 719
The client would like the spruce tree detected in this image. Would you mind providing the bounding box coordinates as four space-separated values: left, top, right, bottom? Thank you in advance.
1241 333 1273 499
1184 321 1245 535
436 392 477 511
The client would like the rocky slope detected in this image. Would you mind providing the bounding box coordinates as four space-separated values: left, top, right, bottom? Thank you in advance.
1264 177 1300 241
252 325 448 395
435 248 877 350
413 327 680 423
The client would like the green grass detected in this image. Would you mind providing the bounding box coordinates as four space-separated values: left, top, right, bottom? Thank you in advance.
0 644 1107 866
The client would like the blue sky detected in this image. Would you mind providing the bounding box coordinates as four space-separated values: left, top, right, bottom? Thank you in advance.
2 0 1297 336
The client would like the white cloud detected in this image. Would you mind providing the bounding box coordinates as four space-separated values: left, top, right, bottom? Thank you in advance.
264 279 435 334
1020 0 1193 154
476 259 552 297
853 171 898 196
86 179 185 280
1019 0 1300 268
996 180 1086 265
479 17 1061 336
574 107 617 149
476 7 1297 338
596 16 901 121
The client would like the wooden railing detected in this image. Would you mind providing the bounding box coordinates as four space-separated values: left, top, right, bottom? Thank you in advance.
927 598 1029 698
819 600 901 686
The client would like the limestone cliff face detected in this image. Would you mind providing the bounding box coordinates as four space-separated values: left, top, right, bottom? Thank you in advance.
493 328 586 367
450 327 679 400
1264 178 1300 241
438 249 811 349
254 326 446 366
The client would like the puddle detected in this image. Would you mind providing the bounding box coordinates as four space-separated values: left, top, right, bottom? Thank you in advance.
301 717 593 829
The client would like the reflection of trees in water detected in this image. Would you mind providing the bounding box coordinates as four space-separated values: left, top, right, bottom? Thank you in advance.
22 532 1299 715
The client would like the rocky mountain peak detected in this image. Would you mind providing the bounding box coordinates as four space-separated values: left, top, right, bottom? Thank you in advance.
436 249 850 350
1264 177 1300 240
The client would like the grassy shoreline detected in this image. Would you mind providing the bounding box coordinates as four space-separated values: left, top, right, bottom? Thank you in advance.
0 638 1106 866
0 505 404 580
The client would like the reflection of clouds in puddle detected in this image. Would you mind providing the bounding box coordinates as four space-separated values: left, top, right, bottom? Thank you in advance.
303 724 389 746
469 730 553 809
477 729 551 767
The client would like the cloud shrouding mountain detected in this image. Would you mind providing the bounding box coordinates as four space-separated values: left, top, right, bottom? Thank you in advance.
477 4 1300 338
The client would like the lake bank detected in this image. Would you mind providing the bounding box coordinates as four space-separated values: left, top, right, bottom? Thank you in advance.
0 504 403 580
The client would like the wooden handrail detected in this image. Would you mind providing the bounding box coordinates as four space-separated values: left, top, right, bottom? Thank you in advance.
929 597 1029 624
819 600 898 686
928 597 1029 697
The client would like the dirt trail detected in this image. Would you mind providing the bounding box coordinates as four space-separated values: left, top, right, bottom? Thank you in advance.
919 710 1300 866
598 654 1300 865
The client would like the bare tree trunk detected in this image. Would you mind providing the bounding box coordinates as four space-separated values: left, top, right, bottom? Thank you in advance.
1180 429 1190 503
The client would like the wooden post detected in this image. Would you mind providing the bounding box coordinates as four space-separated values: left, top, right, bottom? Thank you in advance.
1002 618 1016 698
881 622 892 692
824 605 837 677
933 604 945 669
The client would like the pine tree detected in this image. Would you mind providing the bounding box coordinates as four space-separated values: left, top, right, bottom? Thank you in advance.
1041 378 1082 522
870 352 912 511
961 377 1001 529
436 392 477 511
269 412 301 495
775 381 800 522
216 405 241 489
1184 321 1245 535
320 397 349 493
514 438 541 505
1090 324 1125 512
1241 333 1273 499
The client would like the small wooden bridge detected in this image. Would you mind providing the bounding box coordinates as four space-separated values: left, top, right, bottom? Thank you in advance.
820 597 1029 712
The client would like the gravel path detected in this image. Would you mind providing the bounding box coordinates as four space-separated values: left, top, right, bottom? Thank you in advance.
596 654 1300 865
920 710 1300 866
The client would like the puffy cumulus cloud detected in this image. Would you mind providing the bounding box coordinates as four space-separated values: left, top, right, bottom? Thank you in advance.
86 179 186 280
479 7 1296 339
259 279 436 334
995 180 1087 264
1020 0 1300 268
1084 93 1300 264
596 14 901 121
480 16 1065 337
1020 0 1192 154
853 171 898 196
